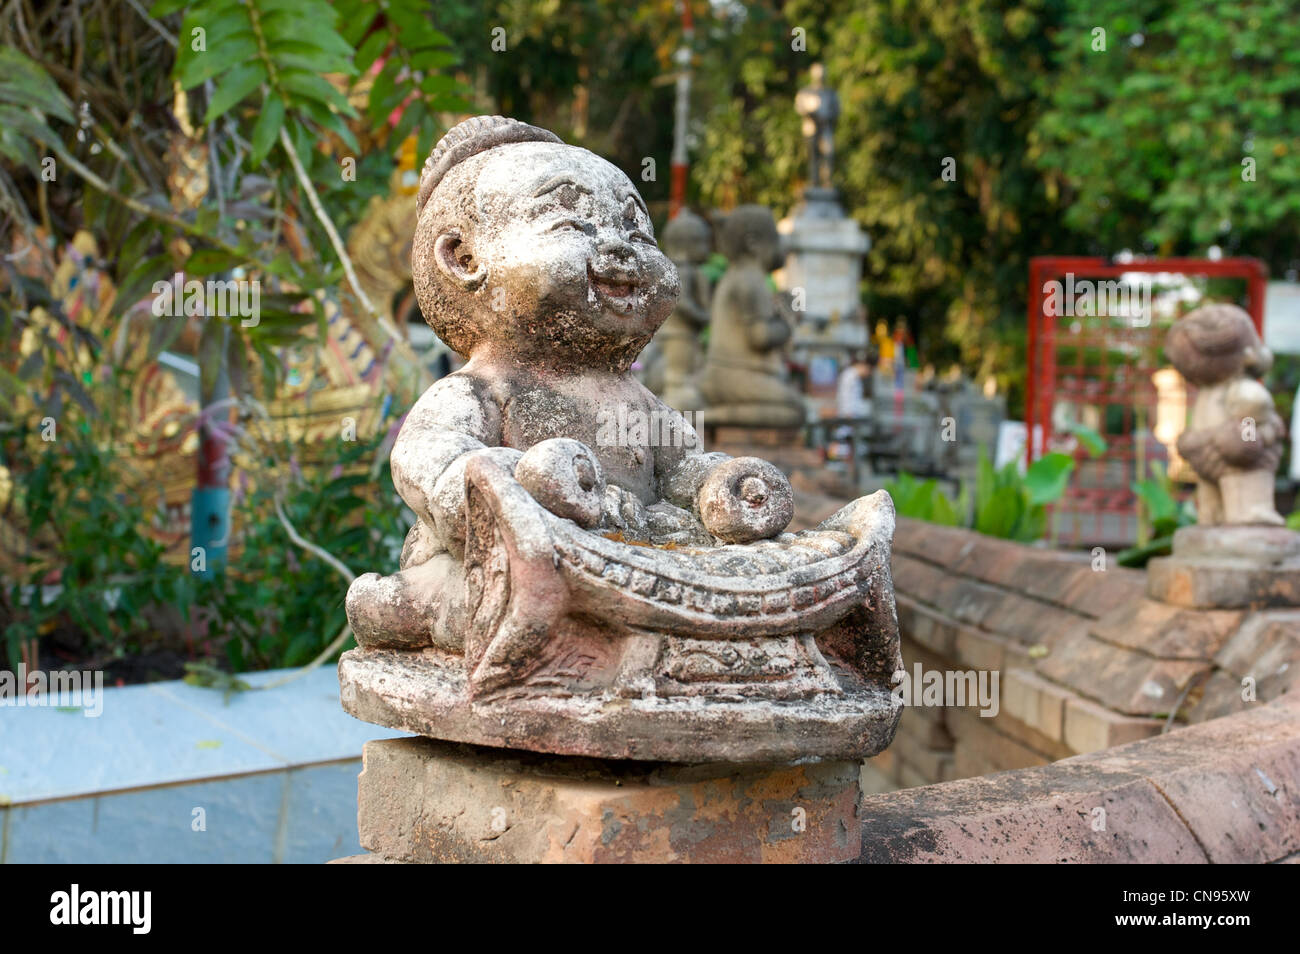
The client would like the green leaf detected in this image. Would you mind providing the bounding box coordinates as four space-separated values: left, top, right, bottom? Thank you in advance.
279 70 356 116
0 105 58 148
202 62 267 123
354 30 389 73
249 94 285 166
260 11 354 58
1024 452 1075 506
1064 421 1108 457
0 126 43 172
975 485 1024 539
1131 477 1178 524
0 48 75 124
186 247 243 275
176 37 259 89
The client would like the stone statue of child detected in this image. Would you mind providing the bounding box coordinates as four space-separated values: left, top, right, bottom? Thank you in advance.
656 209 712 411
345 116 794 651
697 205 806 427
1165 303 1285 526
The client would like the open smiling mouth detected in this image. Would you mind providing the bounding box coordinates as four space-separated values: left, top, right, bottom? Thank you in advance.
588 265 640 314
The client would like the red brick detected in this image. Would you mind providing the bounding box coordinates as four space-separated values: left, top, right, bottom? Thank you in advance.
1037 628 1208 717
947 706 1052 772
1061 565 1146 617
954 625 1007 673
1063 696 1163 754
1091 597 1244 660
1002 668 1069 743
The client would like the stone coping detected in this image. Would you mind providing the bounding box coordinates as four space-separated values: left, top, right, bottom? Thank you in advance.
858 694 1300 863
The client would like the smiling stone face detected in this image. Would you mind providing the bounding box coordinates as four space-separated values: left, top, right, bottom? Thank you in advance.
415 138 679 372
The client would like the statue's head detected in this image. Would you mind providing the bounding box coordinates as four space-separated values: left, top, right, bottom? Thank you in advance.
661 208 711 264
1165 303 1271 386
810 62 826 85
717 205 782 271
413 115 679 370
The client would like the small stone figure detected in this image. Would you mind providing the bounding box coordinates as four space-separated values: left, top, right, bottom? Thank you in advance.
1165 303 1285 526
794 63 840 191
656 209 712 411
696 205 806 427
340 116 901 763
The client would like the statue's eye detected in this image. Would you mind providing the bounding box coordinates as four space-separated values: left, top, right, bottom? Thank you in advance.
629 229 655 245
549 219 587 233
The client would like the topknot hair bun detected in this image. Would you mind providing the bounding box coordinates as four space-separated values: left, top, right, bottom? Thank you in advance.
417 115 563 216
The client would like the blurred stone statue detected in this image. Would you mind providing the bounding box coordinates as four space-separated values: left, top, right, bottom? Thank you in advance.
1165 303 1284 526
657 210 712 411
697 205 805 427
795 63 840 191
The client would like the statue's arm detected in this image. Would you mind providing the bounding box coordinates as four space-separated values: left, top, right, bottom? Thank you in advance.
648 396 729 509
744 284 792 351
678 270 712 327
390 374 517 554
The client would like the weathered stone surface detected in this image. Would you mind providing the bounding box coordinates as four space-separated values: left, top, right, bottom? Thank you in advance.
1165 304 1285 526
1058 567 1147 618
945 706 1051 772
980 595 1084 649
1090 597 1243 659
340 643 901 763
859 697 1300 863
340 115 904 763
1086 696 1300 863
859 764 1205 863
1172 524 1300 561
357 737 861 863
1147 555 1300 609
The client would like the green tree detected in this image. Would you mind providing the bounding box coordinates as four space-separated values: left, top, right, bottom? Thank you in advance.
1033 0 1300 274
689 1 1077 411
434 0 680 213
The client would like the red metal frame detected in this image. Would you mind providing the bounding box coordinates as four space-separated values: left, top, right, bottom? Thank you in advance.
1026 256 1268 544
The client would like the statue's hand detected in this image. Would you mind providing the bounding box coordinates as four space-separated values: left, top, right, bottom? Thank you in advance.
698 457 794 543
515 438 606 529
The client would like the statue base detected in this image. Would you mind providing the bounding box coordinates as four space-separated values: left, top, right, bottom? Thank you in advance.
776 187 869 352
1147 525 1300 609
339 646 902 763
340 737 862 863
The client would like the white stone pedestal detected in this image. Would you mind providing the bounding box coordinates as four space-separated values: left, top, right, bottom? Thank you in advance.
777 187 870 360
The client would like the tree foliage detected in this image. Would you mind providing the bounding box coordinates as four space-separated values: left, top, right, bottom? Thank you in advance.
1033 0 1300 272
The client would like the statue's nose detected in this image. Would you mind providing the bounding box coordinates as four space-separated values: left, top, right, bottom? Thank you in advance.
597 236 635 260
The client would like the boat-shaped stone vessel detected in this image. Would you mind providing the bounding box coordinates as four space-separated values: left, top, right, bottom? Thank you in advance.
340 454 902 762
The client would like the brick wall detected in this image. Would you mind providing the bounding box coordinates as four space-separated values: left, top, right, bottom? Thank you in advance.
863 517 1300 793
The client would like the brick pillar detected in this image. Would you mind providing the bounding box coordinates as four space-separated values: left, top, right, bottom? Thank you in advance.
336 737 862 864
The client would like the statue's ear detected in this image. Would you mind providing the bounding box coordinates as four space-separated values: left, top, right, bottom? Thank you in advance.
1245 344 1273 377
434 230 486 290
